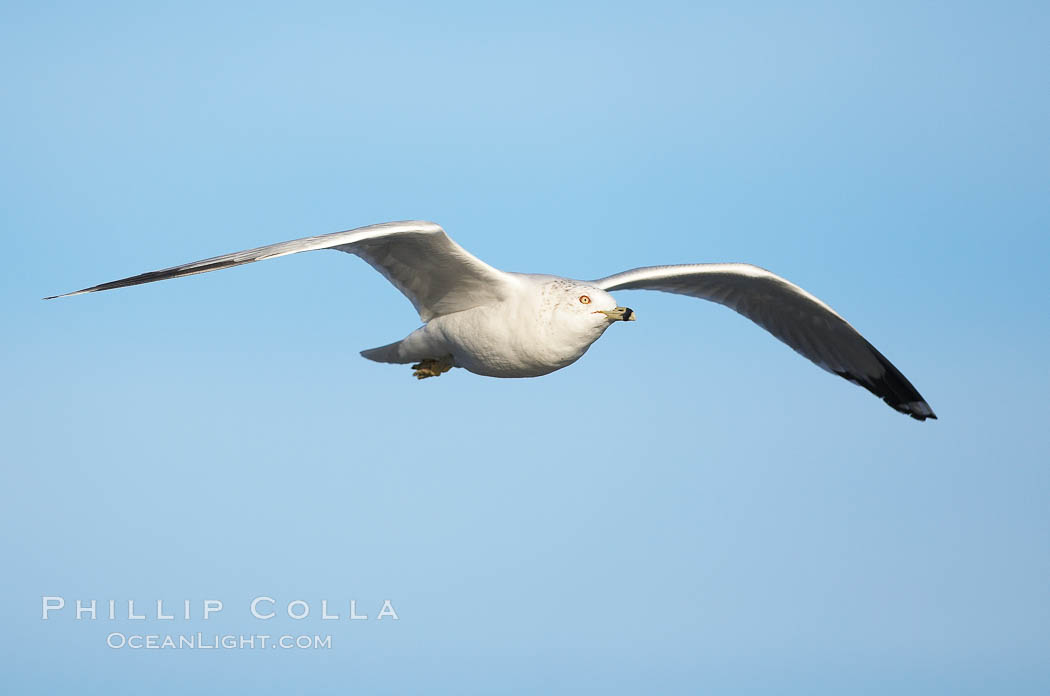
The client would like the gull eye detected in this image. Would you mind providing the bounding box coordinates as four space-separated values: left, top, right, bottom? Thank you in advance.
579 295 591 304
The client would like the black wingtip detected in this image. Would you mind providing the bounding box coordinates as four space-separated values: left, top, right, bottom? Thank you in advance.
835 342 937 422
894 399 937 421
840 372 937 422
42 289 90 300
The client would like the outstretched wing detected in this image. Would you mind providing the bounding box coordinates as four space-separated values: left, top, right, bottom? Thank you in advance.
592 263 936 420
45 220 515 321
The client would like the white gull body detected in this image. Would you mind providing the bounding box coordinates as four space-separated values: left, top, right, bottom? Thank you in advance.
363 274 623 378
45 220 936 420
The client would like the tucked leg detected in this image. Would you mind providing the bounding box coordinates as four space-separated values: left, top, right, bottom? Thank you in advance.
411 355 455 380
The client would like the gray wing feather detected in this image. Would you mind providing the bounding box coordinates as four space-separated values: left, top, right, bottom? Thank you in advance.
45 220 513 322
593 263 936 421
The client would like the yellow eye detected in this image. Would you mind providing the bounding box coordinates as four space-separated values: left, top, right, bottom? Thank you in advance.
579 295 591 304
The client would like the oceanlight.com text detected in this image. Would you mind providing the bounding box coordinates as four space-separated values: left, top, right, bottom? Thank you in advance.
105 633 332 650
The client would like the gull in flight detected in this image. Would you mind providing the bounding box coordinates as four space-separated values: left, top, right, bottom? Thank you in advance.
46 220 936 420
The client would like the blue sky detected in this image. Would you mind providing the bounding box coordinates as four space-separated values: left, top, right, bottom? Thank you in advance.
2 1 1048 693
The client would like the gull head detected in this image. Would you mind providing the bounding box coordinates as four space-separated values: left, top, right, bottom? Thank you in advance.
539 278 636 347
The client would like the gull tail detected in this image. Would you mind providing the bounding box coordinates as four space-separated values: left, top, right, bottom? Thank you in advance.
360 340 410 364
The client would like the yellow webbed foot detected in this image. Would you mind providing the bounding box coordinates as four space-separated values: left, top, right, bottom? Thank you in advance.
411 355 454 380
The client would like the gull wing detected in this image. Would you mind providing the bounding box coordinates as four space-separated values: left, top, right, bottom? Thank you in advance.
45 220 515 321
592 263 936 420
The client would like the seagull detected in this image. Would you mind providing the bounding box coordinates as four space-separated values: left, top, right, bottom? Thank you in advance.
45 220 936 420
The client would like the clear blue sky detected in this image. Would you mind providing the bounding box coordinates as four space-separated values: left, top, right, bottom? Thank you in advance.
2 1 1048 693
